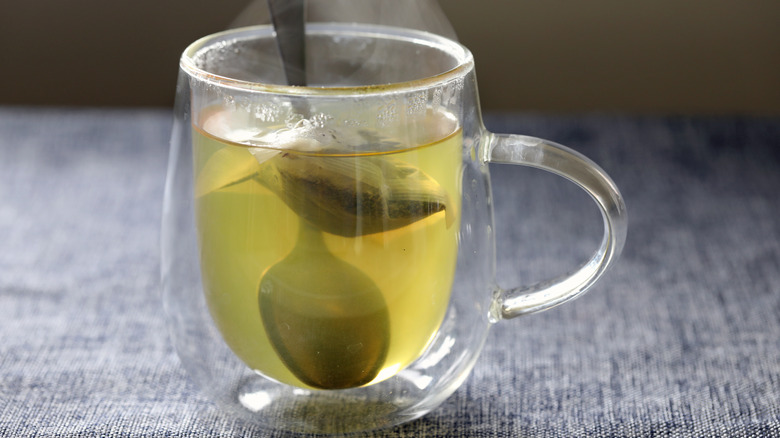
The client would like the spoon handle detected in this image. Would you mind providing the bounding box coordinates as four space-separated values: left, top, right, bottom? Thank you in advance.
267 0 307 86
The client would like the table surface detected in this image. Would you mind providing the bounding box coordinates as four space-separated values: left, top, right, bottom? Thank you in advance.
1 107 779 437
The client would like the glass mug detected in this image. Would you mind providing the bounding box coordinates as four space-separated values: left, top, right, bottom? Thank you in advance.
161 23 627 434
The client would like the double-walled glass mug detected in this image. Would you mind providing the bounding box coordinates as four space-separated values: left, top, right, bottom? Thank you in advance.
161 23 627 435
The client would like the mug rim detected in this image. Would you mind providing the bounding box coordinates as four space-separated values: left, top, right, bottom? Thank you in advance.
180 23 474 96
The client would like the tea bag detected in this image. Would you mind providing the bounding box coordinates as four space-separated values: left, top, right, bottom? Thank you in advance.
196 119 452 237
248 121 453 237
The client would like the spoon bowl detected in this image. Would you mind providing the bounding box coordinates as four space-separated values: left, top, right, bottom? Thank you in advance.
259 224 390 389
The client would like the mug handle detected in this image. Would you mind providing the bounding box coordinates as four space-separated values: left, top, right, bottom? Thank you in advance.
486 133 628 320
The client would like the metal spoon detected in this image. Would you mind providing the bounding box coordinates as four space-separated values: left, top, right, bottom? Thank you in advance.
259 223 389 389
267 0 306 86
260 0 390 389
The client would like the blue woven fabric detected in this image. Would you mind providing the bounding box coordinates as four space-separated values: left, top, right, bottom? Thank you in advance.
1 107 778 437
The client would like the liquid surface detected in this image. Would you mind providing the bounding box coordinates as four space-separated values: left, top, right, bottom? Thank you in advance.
193 107 462 389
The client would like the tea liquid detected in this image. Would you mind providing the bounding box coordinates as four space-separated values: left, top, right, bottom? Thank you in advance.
193 108 462 389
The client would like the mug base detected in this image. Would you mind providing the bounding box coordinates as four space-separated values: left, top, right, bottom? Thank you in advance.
227 372 434 435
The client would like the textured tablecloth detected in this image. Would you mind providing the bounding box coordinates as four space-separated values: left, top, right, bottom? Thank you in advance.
1 107 778 437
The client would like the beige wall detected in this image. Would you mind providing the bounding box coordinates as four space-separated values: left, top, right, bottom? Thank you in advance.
2 0 778 114
441 0 780 114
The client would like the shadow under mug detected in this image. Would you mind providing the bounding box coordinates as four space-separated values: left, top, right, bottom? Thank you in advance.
162 23 627 435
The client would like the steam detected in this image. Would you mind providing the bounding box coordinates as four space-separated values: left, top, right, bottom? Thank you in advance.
230 0 456 40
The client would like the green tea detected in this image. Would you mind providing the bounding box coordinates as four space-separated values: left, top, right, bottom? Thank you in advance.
193 107 462 389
